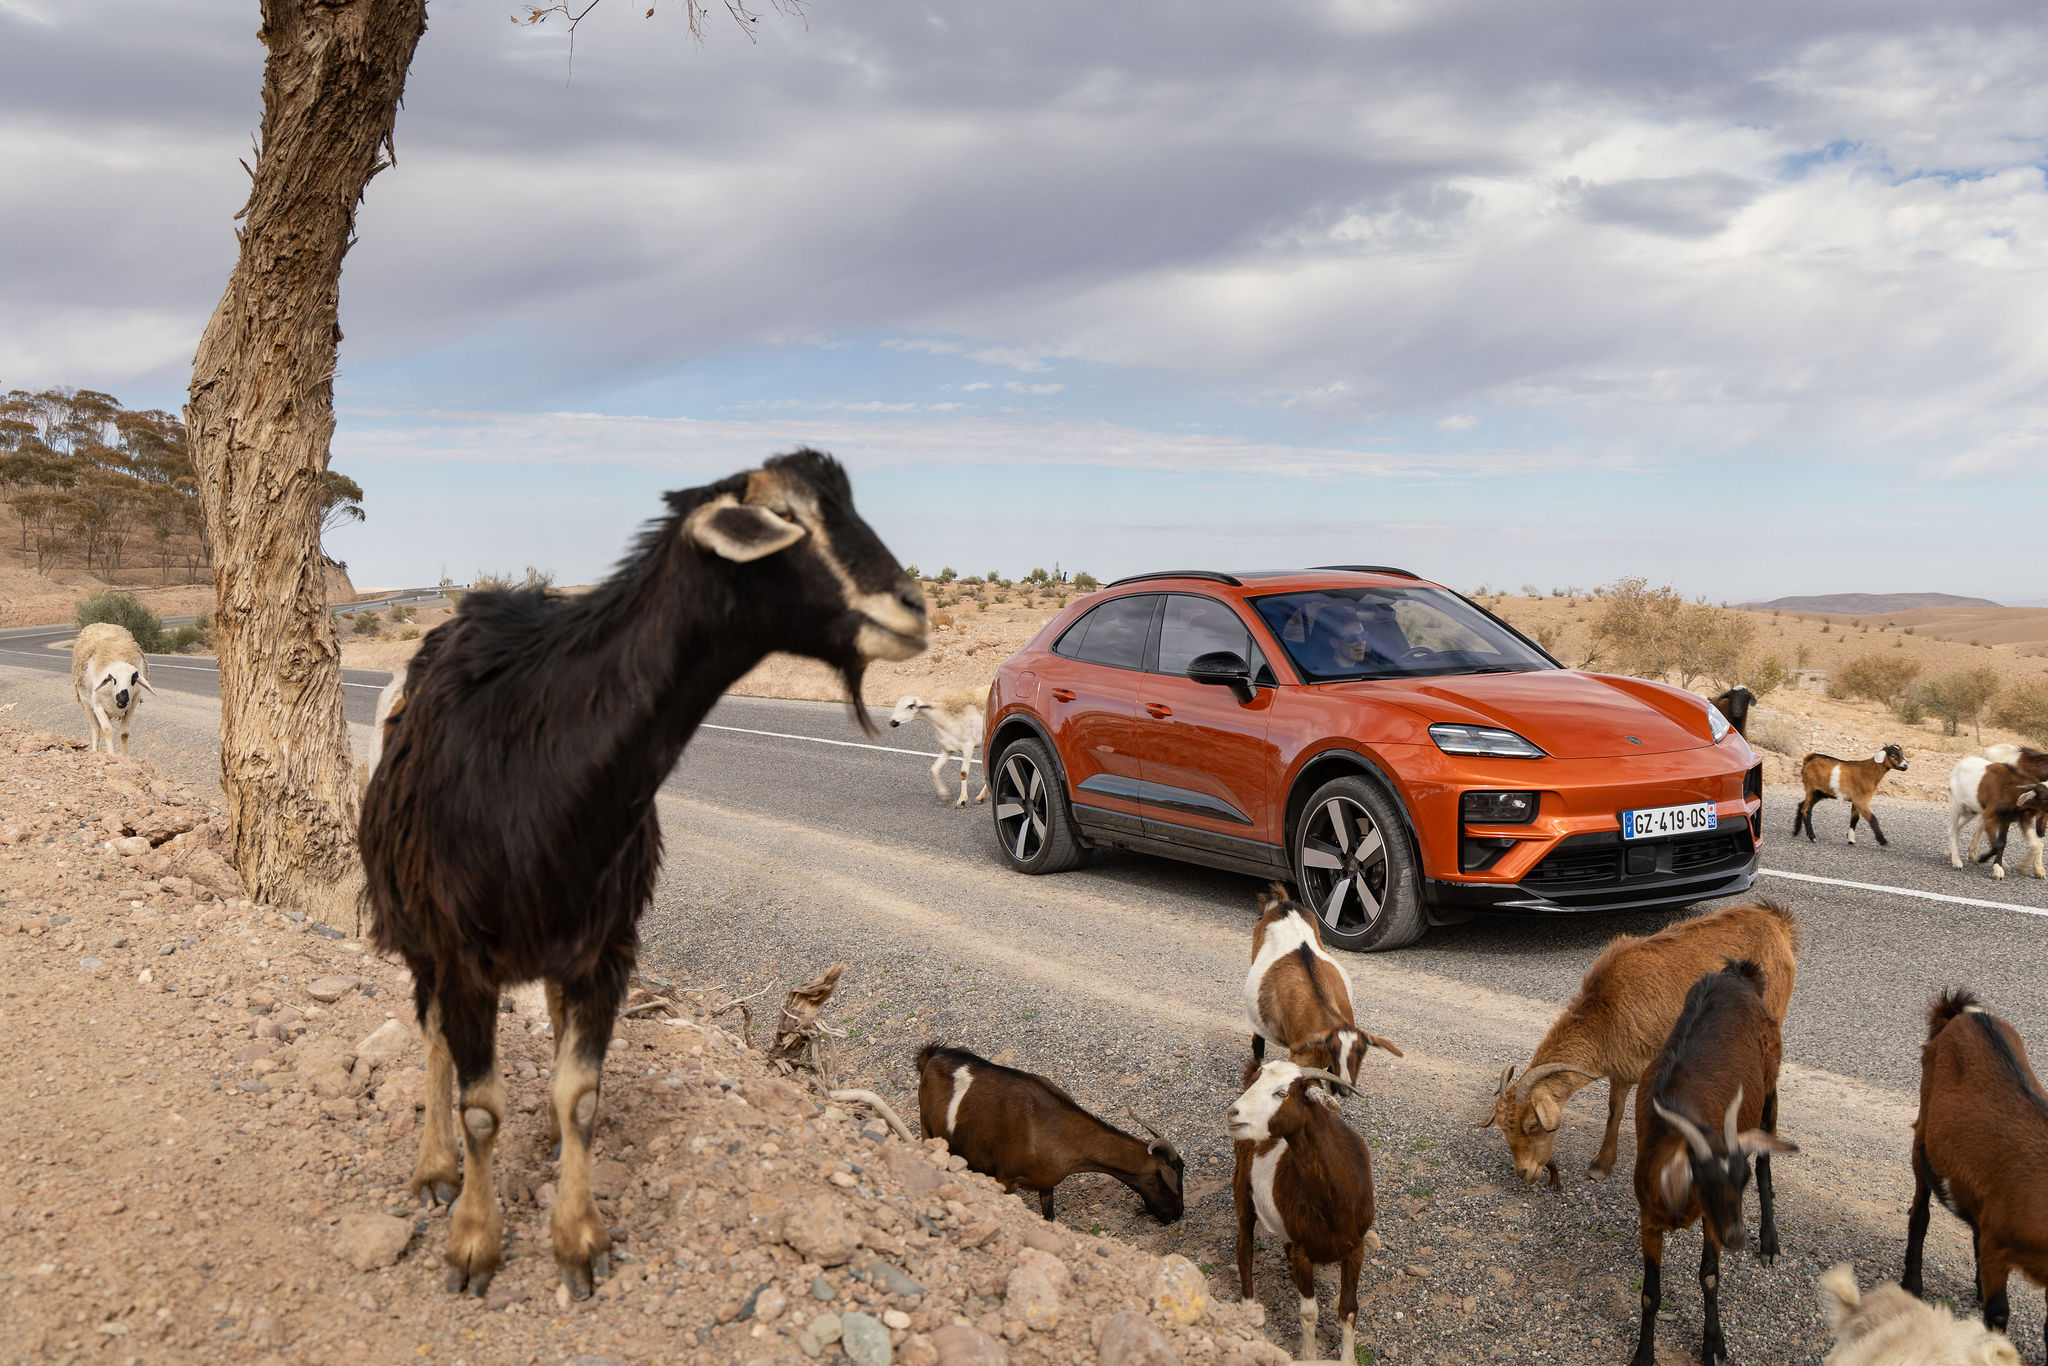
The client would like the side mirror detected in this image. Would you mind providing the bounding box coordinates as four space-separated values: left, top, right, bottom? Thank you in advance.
1188 650 1255 704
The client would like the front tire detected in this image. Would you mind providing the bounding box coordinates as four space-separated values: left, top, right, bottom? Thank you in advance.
991 737 1089 874
1292 774 1425 951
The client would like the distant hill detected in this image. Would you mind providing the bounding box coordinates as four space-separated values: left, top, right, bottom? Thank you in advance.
1743 592 2001 613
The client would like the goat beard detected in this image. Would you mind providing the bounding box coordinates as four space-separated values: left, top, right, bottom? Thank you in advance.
839 660 878 736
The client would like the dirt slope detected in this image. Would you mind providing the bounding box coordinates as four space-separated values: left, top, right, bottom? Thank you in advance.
0 725 1273 1366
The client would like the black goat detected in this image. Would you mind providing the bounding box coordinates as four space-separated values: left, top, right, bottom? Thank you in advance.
361 450 925 1299
1630 960 1797 1366
1710 685 1754 739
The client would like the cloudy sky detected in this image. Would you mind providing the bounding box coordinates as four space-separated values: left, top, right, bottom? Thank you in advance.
3 0 2045 599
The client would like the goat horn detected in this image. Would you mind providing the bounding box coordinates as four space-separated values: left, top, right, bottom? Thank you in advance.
1512 1063 1602 1102
1295 1067 1349 1089
1723 1087 1745 1155
1496 1065 1516 1097
1652 1099 1713 1161
1121 1107 1178 1158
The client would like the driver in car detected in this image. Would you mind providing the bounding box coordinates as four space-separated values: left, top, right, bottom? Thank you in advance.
1308 599 1408 674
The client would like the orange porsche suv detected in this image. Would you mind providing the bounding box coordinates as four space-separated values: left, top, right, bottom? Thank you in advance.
983 568 1762 950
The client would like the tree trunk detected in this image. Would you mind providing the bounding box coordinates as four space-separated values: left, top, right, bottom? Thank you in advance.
186 0 427 911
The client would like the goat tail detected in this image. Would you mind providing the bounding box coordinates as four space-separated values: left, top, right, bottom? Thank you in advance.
915 1042 944 1071
1927 988 1980 1039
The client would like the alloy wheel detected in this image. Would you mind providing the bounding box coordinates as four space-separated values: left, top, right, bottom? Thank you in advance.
995 752 1050 863
1297 795 1388 936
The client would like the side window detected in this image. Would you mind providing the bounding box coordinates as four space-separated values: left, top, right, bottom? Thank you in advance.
1065 594 1158 671
1157 595 1249 676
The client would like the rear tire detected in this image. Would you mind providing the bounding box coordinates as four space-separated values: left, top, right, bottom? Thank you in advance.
991 736 1089 874
1291 774 1425 951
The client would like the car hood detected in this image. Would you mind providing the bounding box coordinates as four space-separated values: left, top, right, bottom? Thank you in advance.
1327 670 1719 759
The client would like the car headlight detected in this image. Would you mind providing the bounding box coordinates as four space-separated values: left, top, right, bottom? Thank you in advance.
1460 790 1539 824
1429 724 1546 759
1706 702 1730 743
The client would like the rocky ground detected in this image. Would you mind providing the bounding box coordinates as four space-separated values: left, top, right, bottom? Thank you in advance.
0 725 1279 1366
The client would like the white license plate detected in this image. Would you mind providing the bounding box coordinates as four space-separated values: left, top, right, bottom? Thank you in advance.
1620 802 1717 841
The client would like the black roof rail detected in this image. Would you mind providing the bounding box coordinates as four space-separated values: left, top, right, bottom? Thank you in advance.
1103 570 1244 589
1310 564 1422 580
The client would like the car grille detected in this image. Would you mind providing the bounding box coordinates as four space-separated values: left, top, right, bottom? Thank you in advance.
1526 827 1754 890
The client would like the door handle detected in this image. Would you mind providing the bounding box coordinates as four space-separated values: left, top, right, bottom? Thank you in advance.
1145 702 1173 718
1051 688 1076 703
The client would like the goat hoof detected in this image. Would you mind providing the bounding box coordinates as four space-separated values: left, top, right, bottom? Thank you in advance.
434 1181 459 1207
444 1265 494 1297
592 1251 611 1284
563 1265 594 1301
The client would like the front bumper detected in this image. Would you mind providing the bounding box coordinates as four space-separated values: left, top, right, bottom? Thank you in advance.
1423 825 1759 915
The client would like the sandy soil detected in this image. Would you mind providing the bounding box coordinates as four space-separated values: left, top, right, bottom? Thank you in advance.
0 560 362 630
0 724 1276 1366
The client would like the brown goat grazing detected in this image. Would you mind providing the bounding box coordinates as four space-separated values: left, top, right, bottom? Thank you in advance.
1710 685 1755 739
1903 990 2048 1344
1228 1059 1376 1364
1479 899 1798 1189
1630 960 1797 1366
1794 744 1910 845
361 451 926 1299
1245 884 1403 1093
915 1045 1184 1222
1948 757 2048 881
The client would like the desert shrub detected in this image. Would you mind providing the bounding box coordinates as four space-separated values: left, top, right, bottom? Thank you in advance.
1589 577 1753 688
1917 668 2001 739
930 609 956 629
389 603 415 623
1796 644 1811 668
1530 622 1563 656
1737 652 1789 699
399 628 420 641
164 611 211 652
935 567 957 584
474 565 554 592
1991 679 2048 745
1026 567 1052 585
1072 572 1099 592
993 591 1008 604
75 591 167 654
1744 707 1802 756
1890 695 1927 726
352 611 382 637
1829 652 1922 704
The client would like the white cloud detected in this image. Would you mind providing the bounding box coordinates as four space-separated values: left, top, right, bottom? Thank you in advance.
967 347 1054 372
1437 414 1479 430
958 381 992 393
1004 381 1065 395
881 337 962 355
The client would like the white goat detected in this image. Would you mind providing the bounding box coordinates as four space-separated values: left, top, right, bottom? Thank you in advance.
70 622 155 754
364 674 407 779
888 691 987 806
1819 1263 2019 1366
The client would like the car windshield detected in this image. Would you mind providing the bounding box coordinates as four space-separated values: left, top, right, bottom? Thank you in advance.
1248 586 1555 682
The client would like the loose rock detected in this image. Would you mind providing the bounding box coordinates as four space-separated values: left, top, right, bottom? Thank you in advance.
335 1212 413 1271
928 1323 1006 1366
841 1310 892 1366
1148 1254 1208 1326
1097 1309 1180 1366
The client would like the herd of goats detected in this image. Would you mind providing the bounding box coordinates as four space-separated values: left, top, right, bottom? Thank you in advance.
55 450 2048 1364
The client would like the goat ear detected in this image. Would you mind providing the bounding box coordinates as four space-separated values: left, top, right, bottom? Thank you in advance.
1658 1149 1693 1214
1531 1092 1562 1132
1364 1031 1404 1057
1736 1129 1798 1156
686 498 807 563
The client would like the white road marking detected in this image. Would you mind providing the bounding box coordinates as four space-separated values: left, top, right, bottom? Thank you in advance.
1757 867 2048 917
699 722 981 765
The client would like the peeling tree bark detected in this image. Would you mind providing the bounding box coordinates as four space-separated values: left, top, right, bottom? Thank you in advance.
186 0 428 910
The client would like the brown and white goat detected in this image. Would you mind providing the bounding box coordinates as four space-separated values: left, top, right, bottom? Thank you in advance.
1246 885 1402 1094
1820 1263 2021 1366
1228 1059 1376 1364
1794 744 1909 845
1479 898 1797 1188
1903 990 2048 1345
915 1044 1184 1222
360 450 926 1300
1630 960 1797 1366
1948 757 2048 880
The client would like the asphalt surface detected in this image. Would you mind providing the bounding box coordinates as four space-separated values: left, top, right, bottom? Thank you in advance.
4 661 2045 1363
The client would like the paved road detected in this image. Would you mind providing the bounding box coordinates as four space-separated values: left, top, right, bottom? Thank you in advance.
0 588 446 728
4 664 2044 1361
